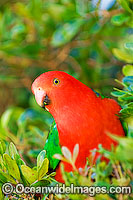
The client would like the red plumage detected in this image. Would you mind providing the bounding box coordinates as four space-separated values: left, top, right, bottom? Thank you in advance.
32 71 125 182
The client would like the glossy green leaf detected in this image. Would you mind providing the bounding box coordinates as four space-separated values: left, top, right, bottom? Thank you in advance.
113 48 133 63
0 170 17 184
8 142 20 160
0 140 6 155
37 150 46 171
111 91 126 97
111 13 130 26
123 65 133 76
0 170 8 183
21 165 37 184
38 158 49 180
0 187 4 200
9 142 25 166
3 153 20 182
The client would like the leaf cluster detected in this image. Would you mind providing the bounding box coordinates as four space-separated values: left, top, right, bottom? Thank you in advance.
0 141 56 200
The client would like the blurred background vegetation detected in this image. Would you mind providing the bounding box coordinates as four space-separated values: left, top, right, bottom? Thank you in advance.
0 0 132 113
0 0 133 165
0 0 133 199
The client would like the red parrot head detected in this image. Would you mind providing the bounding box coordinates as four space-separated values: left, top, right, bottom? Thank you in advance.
32 71 77 110
31 71 96 117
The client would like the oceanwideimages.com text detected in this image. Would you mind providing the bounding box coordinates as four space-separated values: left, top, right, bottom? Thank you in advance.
2 183 131 197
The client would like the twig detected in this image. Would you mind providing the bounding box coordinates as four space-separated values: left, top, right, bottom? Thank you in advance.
112 164 120 179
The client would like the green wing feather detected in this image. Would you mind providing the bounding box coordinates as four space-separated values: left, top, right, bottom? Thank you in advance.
92 89 105 99
44 121 62 170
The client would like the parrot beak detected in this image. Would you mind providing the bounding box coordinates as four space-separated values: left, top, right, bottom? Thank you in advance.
32 86 51 108
33 87 47 107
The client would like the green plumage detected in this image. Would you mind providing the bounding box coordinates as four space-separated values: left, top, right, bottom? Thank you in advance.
44 121 61 169
92 89 105 99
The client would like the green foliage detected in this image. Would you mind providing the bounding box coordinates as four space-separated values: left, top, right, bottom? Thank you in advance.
111 65 133 137
0 106 53 167
0 0 133 199
51 19 84 47
0 141 56 199
55 138 133 200
0 0 133 114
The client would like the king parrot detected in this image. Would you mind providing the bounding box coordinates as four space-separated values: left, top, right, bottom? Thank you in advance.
31 71 125 182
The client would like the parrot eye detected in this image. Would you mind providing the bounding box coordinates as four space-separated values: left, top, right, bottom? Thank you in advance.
53 78 60 85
